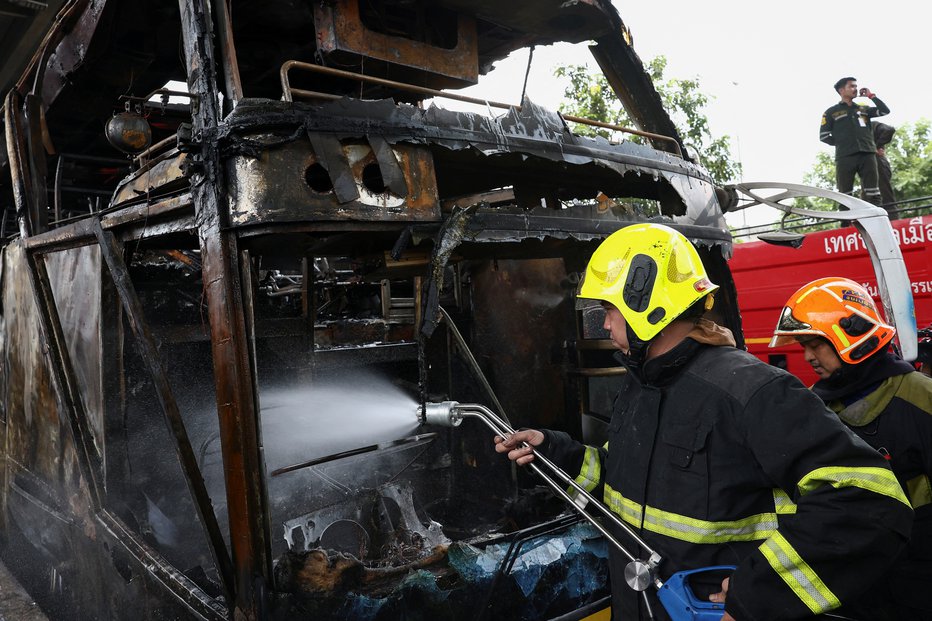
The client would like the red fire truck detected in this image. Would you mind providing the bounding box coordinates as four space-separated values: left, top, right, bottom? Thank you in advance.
730 215 932 386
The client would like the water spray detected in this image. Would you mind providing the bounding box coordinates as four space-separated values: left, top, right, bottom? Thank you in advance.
419 401 734 621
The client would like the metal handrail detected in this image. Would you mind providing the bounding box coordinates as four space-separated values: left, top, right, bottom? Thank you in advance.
279 60 683 158
730 195 932 240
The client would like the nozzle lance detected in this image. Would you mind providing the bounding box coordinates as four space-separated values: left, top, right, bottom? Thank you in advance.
417 399 666 574
419 401 463 427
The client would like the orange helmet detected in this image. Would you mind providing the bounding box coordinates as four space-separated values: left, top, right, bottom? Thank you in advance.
769 277 895 364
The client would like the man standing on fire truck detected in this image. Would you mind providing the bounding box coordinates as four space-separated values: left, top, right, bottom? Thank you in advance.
820 76 890 205
771 277 932 620
494 224 912 620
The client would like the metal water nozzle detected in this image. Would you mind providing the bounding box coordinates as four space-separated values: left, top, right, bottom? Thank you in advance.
418 401 463 427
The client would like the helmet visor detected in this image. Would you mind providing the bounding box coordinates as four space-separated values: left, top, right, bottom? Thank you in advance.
574 274 610 339
574 270 605 310
769 306 819 348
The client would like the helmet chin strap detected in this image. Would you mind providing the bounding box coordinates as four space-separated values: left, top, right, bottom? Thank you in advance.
624 323 652 369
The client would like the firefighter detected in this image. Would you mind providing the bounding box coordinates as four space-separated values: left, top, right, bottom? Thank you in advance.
771 277 932 620
819 76 890 206
495 224 912 621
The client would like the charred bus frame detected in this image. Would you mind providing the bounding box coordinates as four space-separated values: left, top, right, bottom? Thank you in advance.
0 1 741 618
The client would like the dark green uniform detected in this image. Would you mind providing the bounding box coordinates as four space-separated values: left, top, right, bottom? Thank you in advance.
819 96 890 204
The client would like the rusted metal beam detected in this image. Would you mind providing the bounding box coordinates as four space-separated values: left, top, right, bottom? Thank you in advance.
105 193 193 227
26 0 107 111
588 34 685 157
23 94 48 233
92 220 235 601
23 194 194 253
111 213 197 245
178 0 272 617
4 91 33 236
213 0 243 107
22 216 95 251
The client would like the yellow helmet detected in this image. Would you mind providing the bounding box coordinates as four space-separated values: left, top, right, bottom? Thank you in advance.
769 277 895 364
578 223 718 341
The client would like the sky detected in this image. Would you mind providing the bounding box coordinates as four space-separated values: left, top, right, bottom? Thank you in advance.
437 1 932 228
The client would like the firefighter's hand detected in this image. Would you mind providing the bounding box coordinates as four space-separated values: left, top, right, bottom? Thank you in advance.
494 430 544 466
709 577 736 620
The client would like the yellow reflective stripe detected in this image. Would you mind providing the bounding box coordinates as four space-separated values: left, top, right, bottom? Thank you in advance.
604 484 644 528
773 488 797 515
571 446 602 494
830 324 851 348
797 466 910 507
603 485 777 544
760 531 841 614
796 286 818 304
644 506 778 544
906 474 932 509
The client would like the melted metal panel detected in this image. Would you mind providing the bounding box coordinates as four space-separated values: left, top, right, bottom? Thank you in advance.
0 241 88 484
228 137 439 226
46 244 104 447
470 258 575 432
438 0 616 44
314 0 479 87
221 98 728 254
112 150 189 206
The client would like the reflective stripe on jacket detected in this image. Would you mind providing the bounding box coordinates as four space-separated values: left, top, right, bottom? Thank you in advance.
822 358 932 614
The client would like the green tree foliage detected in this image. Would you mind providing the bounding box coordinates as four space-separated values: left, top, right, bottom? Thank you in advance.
555 56 742 186
801 120 932 219
884 120 932 207
740 121 932 236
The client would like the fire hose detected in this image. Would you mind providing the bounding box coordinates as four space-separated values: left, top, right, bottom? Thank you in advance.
419 401 732 621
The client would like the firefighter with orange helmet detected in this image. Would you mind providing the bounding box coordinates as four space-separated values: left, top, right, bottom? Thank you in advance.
772 277 932 619
770 276 896 369
495 224 912 621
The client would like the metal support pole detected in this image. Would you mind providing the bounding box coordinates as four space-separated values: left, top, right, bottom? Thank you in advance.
178 0 273 617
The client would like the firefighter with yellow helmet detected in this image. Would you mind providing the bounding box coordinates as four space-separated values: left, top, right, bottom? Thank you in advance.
495 223 911 620
772 277 932 619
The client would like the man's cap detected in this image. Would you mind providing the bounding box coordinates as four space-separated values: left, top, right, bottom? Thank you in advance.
873 123 896 147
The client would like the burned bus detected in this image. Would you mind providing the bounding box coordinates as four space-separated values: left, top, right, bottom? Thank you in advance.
0 1 743 618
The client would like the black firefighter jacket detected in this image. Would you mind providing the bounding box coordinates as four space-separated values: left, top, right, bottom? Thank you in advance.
541 320 912 620
814 352 932 617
